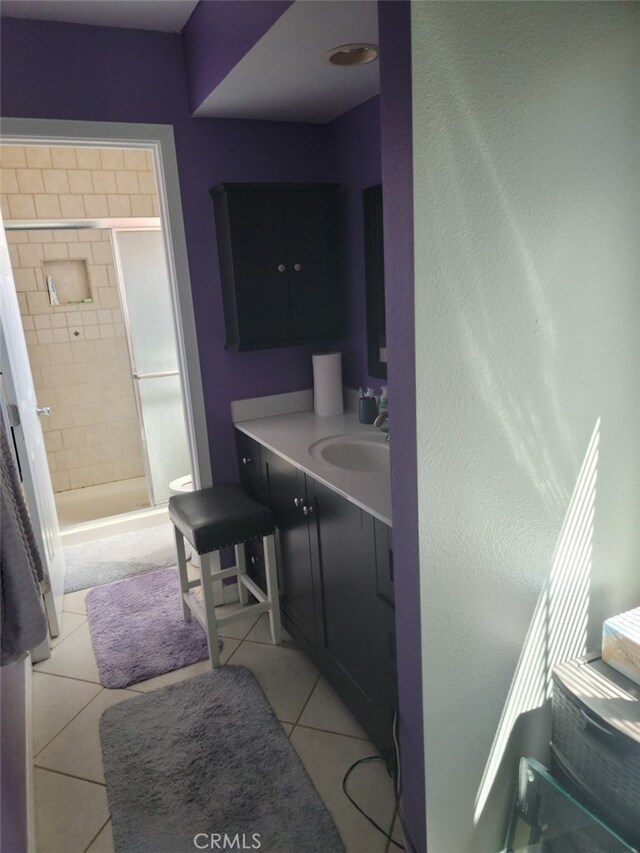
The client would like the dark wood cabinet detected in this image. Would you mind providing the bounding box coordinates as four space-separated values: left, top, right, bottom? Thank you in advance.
212 184 345 351
235 430 397 756
262 450 323 648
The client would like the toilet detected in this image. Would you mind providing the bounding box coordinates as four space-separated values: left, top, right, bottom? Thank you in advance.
168 475 201 568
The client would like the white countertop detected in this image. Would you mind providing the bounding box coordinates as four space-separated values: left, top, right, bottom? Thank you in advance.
235 409 392 526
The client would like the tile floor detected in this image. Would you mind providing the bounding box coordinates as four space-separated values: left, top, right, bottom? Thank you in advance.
33 587 405 853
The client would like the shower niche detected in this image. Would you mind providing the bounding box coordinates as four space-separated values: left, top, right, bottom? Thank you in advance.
41 258 93 305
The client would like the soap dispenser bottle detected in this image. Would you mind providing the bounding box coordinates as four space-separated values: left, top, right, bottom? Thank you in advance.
378 385 388 414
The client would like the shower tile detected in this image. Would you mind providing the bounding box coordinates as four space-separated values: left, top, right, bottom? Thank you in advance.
43 169 70 195
106 194 131 217
34 194 62 219
8 194 36 219
99 149 124 170
123 149 146 171
68 170 94 194
25 147 53 169
83 194 109 218
76 148 101 170
16 168 45 194
50 147 78 169
114 170 139 195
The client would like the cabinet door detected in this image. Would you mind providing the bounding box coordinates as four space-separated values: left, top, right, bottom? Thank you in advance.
315 481 380 689
221 190 291 346
265 451 320 645
283 190 345 341
236 432 267 591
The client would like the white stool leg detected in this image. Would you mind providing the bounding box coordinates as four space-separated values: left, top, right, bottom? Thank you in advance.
173 526 191 622
199 551 221 667
235 544 249 605
263 534 282 645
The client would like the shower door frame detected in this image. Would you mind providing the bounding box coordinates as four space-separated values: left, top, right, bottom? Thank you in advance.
110 223 189 506
0 119 213 492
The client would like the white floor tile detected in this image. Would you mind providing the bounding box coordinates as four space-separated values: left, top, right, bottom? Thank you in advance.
86 820 114 853
281 721 294 737
51 612 87 648
34 622 100 683
245 612 296 647
290 727 396 853
32 672 102 755
63 587 91 615
298 677 368 740
214 602 262 639
35 768 109 853
226 640 319 723
128 638 241 693
36 688 138 784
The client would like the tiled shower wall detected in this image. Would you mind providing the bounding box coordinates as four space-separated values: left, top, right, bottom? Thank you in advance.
0 145 159 219
0 145 161 493
5 228 145 492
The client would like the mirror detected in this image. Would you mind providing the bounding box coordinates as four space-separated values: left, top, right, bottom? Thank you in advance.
363 184 387 379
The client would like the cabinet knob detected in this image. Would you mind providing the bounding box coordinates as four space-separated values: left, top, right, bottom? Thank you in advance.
277 264 286 273
250 556 258 566
242 456 251 465
303 504 314 516
294 497 305 508
294 263 302 272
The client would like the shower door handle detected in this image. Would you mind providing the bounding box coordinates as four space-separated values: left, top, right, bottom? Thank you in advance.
132 371 179 380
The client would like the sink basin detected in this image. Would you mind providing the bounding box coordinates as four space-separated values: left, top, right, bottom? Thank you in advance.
309 433 389 474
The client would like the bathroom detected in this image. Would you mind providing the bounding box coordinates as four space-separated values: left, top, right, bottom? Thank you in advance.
2 143 191 542
2 3 640 853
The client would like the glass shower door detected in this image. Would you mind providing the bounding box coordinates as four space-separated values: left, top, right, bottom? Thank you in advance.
112 229 191 504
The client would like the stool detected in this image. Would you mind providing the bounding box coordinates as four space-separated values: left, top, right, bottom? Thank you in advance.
168 483 282 667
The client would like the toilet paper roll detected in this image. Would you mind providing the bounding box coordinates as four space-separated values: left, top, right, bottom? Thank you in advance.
312 352 343 416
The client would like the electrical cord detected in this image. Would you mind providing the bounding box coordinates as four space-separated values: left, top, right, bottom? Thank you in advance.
342 755 404 849
341 710 419 852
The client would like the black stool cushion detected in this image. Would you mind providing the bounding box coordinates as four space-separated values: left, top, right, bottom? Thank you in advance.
168 484 275 555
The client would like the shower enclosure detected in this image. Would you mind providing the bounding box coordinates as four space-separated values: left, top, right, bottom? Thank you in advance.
6 218 191 523
112 227 190 505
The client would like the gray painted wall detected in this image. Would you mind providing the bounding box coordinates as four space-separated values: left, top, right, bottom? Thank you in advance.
411 3 640 850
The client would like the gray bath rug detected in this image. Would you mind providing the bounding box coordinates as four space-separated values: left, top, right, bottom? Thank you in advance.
100 666 345 853
63 524 176 592
86 567 221 688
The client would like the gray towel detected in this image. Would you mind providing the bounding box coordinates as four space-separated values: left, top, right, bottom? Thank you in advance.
1 418 47 666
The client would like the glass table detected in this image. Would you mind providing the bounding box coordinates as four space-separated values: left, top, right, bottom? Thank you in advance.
504 758 637 852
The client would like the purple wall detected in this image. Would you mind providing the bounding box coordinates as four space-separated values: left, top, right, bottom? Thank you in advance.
0 661 27 853
379 2 426 850
182 1 293 114
0 10 423 849
325 95 383 392
0 17 343 483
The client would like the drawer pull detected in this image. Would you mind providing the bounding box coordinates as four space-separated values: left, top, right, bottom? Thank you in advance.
242 456 251 465
579 706 614 737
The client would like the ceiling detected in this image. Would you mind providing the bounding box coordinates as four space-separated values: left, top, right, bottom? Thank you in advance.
1 0 380 124
0 0 198 32
195 1 379 124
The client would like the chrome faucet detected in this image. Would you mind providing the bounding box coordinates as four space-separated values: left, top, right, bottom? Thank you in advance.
373 411 389 441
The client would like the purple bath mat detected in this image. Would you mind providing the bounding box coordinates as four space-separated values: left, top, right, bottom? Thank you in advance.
86 567 220 688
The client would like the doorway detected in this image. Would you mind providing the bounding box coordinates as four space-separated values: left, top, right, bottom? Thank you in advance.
0 118 211 631
3 146 191 539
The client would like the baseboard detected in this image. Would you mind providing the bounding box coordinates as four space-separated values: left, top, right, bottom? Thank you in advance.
25 657 36 853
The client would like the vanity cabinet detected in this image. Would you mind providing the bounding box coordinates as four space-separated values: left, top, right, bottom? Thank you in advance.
235 431 397 755
211 184 345 351
262 450 324 648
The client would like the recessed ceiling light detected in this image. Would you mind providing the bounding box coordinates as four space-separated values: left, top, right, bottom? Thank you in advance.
325 43 379 67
